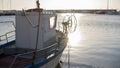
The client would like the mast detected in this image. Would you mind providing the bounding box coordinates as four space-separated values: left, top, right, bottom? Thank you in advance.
35 0 40 57
2 0 3 10
36 0 40 8
32 0 41 66
107 0 109 9
10 0 11 9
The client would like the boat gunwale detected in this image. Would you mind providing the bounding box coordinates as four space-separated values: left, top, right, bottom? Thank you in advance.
0 40 15 49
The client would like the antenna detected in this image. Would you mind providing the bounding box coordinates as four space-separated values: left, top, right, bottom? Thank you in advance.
36 0 40 8
107 0 109 9
2 0 3 10
10 0 11 9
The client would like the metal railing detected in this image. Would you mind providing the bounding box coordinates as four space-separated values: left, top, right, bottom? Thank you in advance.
0 21 16 28
0 30 15 44
0 21 16 44
9 43 58 68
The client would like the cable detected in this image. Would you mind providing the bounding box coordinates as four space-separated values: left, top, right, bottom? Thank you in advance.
22 1 42 67
2 0 3 10
22 9 38 28
67 44 71 68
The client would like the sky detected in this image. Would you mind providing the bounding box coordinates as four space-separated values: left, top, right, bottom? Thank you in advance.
0 0 120 10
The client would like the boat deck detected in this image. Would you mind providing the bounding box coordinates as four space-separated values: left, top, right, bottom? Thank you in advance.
0 54 32 68
0 31 67 68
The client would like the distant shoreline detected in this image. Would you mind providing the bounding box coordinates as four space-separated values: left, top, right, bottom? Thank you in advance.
0 13 15 16
0 9 120 15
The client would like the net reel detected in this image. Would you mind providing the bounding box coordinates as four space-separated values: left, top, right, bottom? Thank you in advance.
58 14 77 34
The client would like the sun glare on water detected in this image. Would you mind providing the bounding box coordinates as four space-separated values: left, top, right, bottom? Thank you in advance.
64 13 84 47
58 13 84 47
68 31 82 47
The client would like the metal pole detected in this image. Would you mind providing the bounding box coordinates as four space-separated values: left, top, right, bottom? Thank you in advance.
2 0 3 10
107 0 109 9
10 0 11 9
32 0 41 67
6 34 8 43
35 0 41 54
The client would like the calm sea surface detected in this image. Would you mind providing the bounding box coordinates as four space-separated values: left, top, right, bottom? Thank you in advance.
1 14 120 68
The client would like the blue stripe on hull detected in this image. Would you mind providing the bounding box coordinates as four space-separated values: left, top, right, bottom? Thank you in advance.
0 40 65 68
25 49 64 68
0 40 15 49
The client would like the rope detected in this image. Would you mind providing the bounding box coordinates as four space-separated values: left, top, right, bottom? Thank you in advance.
21 1 42 67
67 44 71 68
22 9 38 28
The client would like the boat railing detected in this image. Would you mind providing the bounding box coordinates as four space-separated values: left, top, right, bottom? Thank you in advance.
0 21 16 28
0 30 15 45
9 42 58 68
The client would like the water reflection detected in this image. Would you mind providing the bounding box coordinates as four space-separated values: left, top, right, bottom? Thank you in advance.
68 29 83 47
57 13 84 47
61 13 120 68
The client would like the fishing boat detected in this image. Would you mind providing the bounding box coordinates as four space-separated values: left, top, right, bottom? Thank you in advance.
0 1 70 68
0 0 78 67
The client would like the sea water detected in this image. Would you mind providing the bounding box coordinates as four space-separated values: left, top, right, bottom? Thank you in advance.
60 14 120 68
1 14 120 68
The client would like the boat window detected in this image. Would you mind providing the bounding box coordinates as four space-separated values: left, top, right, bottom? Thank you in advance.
49 16 56 29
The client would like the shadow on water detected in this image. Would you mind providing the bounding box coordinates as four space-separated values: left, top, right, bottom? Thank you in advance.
62 62 104 68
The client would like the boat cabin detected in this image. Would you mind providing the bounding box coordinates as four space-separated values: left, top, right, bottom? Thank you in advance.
16 10 57 50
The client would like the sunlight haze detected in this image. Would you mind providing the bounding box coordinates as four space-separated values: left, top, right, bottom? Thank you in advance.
0 0 120 10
